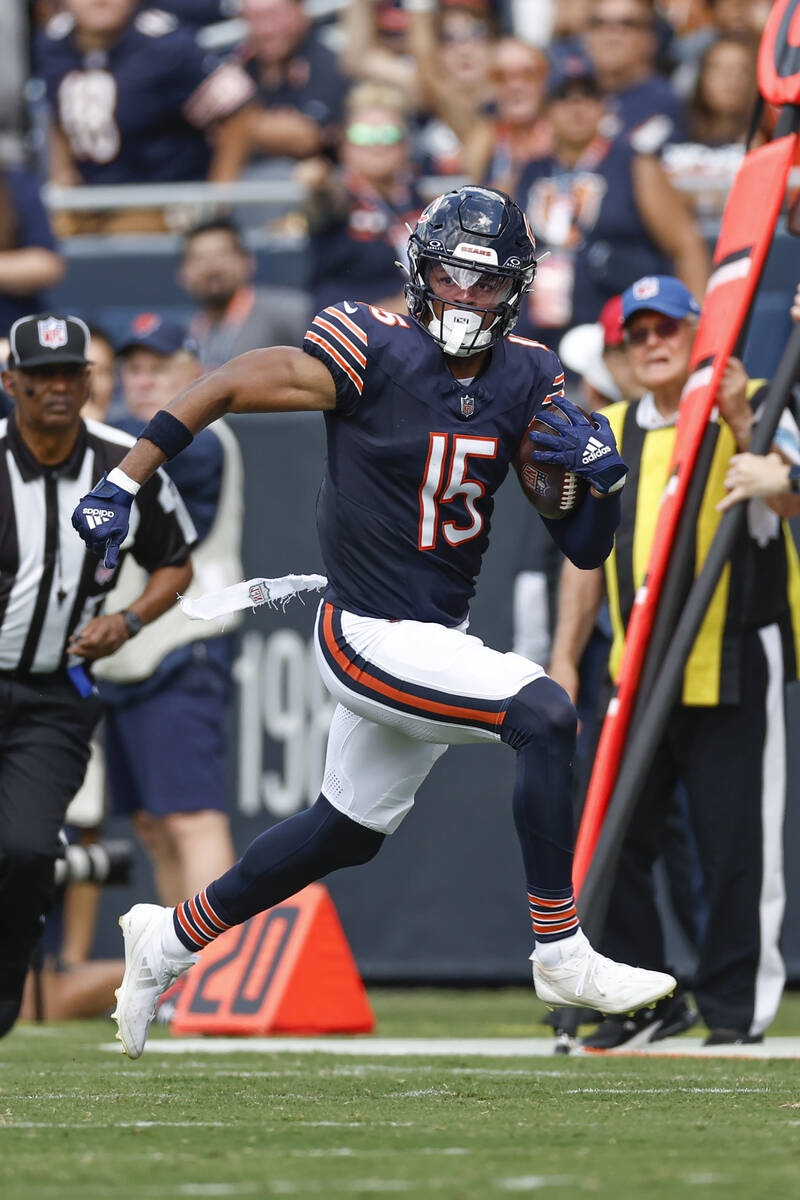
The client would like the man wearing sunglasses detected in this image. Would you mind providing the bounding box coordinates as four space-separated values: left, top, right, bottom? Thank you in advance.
549 273 800 1048
72 185 678 1059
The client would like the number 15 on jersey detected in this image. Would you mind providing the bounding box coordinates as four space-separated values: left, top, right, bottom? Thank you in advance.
418 433 498 550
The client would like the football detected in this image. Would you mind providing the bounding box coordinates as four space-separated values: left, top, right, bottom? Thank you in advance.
513 402 591 520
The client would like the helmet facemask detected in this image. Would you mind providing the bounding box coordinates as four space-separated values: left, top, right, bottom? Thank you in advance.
405 245 535 357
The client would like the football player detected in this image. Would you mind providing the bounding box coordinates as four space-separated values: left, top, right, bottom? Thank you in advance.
72 186 675 1058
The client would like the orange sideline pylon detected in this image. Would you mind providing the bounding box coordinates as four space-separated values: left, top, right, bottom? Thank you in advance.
171 883 375 1035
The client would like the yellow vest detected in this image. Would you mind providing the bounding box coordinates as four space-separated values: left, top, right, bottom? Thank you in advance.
603 396 800 706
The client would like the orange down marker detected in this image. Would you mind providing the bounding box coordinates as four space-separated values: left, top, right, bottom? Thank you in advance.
171 884 375 1036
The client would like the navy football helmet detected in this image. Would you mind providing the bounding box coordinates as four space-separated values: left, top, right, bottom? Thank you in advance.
404 186 537 357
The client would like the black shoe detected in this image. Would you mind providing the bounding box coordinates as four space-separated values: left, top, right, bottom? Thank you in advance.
581 991 698 1050
703 1028 763 1046
0 963 28 1038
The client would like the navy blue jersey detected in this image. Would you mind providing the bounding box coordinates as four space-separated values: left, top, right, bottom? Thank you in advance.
303 302 565 625
516 135 671 330
243 28 347 129
35 8 254 185
602 77 686 155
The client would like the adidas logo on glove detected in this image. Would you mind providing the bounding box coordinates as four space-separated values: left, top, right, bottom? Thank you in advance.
82 507 114 530
582 436 612 465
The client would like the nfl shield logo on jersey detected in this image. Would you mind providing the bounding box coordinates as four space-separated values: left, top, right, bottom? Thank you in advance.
460 394 475 418
37 317 68 350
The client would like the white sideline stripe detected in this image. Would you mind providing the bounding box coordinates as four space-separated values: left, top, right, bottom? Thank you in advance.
97 1035 800 1059
0 1121 230 1130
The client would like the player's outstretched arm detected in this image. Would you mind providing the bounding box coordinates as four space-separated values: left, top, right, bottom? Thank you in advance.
72 348 337 565
123 348 337 485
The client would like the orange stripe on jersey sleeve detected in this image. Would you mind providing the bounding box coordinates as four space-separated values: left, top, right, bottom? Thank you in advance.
312 316 368 368
304 331 364 394
324 306 368 344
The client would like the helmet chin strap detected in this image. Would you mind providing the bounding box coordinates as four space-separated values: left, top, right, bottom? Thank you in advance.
429 305 495 357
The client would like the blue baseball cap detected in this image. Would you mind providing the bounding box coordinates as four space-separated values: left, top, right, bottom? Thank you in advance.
621 276 701 324
117 313 198 358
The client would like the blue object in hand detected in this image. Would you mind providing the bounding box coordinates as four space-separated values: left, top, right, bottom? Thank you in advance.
527 398 628 495
71 472 135 568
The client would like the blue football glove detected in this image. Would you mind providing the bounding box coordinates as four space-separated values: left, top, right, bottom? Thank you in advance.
71 472 135 568
527 398 628 495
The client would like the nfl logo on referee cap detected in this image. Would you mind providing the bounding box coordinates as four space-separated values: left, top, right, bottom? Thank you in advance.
7 312 90 370
37 317 68 350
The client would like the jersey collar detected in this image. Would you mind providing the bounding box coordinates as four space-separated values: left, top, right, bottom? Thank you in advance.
6 411 89 482
636 392 677 431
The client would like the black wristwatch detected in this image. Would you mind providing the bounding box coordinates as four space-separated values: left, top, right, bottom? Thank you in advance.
789 465 800 495
122 609 144 639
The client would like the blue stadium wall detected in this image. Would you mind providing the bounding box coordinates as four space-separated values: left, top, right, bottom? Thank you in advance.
61 228 800 984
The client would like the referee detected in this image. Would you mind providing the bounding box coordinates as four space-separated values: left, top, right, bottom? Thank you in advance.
0 313 195 1038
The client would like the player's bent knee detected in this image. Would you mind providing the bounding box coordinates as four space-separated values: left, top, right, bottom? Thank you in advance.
316 797 385 869
500 676 577 752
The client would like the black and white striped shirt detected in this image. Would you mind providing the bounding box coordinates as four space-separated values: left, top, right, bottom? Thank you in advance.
0 414 195 674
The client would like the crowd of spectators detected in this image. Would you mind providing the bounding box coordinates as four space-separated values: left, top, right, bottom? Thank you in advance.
0 0 772 342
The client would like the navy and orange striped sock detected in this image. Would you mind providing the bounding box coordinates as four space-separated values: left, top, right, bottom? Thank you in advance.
173 887 232 952
527 887 580 943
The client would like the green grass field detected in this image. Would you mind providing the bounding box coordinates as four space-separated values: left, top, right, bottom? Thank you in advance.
2 990 800 1200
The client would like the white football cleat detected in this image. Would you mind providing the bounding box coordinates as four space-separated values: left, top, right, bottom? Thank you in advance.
532 930 676 1015
112 904 196 1059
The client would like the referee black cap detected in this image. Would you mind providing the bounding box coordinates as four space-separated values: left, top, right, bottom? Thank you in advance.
7 313 90 370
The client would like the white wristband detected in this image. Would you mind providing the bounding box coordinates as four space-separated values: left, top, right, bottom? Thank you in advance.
404 0 436 11
107 466 141 496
